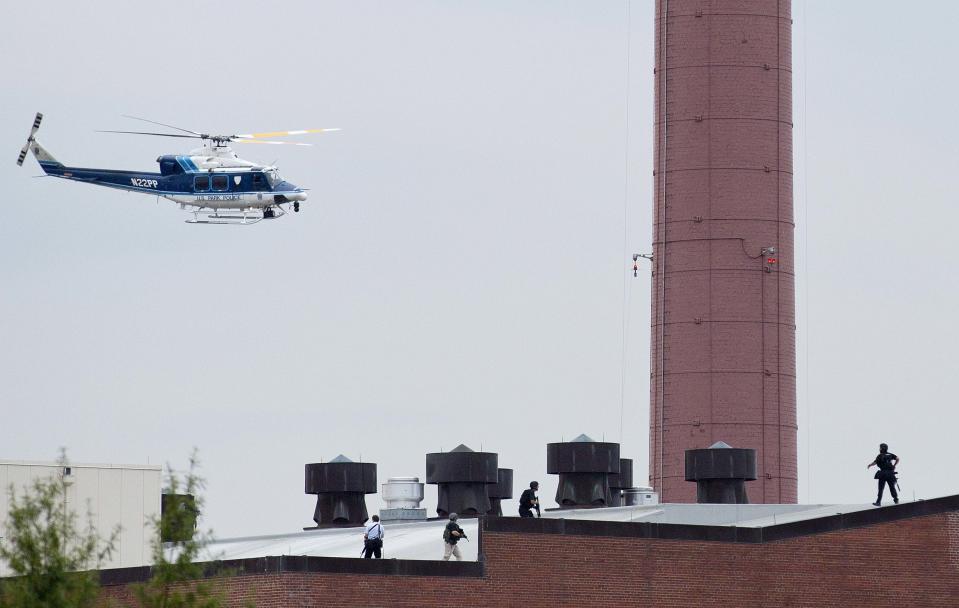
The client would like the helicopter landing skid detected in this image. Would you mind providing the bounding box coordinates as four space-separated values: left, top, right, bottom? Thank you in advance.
184 206 285 225
186 215 262 225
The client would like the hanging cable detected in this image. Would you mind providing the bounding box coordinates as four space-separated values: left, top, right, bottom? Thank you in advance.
618 0 633 446
803 0 812 504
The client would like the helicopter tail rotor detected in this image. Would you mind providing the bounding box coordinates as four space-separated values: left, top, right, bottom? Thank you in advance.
16 143 29 166
16 112 43 166
16 112 62 170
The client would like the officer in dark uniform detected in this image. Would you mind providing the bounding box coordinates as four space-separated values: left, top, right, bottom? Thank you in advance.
867 442 899 507
518 481 540 518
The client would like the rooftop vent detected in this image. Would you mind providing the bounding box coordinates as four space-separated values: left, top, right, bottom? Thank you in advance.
546 435 620 508
425 444 498 518
607 458 634 507
304 457 377 527
380 476 427 521
622 486 659 506
685 442 757 504
160 493 198 542
487 468 514 516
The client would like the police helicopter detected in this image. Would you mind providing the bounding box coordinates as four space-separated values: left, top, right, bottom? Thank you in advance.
16 113 338 224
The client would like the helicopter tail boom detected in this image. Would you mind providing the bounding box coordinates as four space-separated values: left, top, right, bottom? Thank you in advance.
28 140 62 172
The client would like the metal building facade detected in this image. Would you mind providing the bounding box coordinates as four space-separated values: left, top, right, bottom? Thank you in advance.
649 0 797 503
0 460 161 575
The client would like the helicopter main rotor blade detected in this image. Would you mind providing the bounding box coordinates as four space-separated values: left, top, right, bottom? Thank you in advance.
234 128 341 139
96 130 203 139
121 115 203 136
233 140 313 146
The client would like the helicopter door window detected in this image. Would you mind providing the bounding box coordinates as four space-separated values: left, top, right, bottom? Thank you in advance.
253 173 267 191
194 175 210 191
211 174 229 191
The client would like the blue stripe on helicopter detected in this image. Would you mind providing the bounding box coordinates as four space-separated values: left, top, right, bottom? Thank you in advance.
75 182 301 197
38 162 301 195
46 178 303 197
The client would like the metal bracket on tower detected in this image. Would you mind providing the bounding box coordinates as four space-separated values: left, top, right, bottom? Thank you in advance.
632 253 653 277
761 246 778 266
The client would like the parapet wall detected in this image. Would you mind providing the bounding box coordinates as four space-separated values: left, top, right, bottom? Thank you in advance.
98 495 959 607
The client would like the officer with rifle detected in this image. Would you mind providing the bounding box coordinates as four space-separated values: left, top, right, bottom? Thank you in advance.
867 442 900 507
442 513 467 561
518 481 541 518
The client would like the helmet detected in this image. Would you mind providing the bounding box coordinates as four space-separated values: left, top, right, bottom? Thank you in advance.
530 481 539 489
879 443 888 452
449 513 458 521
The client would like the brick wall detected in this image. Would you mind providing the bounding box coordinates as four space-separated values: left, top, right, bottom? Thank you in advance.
98 498 959 607
484 514 958 607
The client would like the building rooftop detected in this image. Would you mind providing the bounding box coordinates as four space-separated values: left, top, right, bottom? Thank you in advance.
199 501 883 563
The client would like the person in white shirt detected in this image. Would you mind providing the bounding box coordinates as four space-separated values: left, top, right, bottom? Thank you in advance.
363 515 384 559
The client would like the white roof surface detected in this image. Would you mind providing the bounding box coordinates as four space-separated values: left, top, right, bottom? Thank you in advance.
200 501 881 563
202 518 480 562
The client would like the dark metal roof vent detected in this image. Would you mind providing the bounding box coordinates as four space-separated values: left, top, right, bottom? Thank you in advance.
546 435 620 508
607 458 633 507
304 458 377 526
685 442 757 504
487 468 514 516
160 493 198 542
425 445 498 518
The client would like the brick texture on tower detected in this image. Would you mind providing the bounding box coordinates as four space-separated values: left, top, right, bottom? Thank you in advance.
649 0 797 503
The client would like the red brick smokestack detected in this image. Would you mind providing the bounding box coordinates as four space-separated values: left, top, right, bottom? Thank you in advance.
649 0 797 503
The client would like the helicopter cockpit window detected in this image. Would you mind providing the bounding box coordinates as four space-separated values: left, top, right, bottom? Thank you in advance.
159 159 181 175
252 173 268 191
211 174 229 191
194 175 210 191
265 169 282 188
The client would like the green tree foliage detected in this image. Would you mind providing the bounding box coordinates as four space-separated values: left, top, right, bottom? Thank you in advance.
0 451 117 608
133 450 224 608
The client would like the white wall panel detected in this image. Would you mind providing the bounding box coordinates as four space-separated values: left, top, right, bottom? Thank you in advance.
0 461 161 576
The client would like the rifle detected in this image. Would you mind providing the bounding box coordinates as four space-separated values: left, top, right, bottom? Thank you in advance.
445 526 468 543
522 492 542 518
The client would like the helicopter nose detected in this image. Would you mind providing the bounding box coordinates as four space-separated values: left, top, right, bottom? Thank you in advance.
290 191 307 202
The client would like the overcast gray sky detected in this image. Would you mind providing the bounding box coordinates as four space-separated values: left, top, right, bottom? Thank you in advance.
1 1 957 538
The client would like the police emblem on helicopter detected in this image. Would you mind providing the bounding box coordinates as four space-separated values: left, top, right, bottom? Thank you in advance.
17 113 339 225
